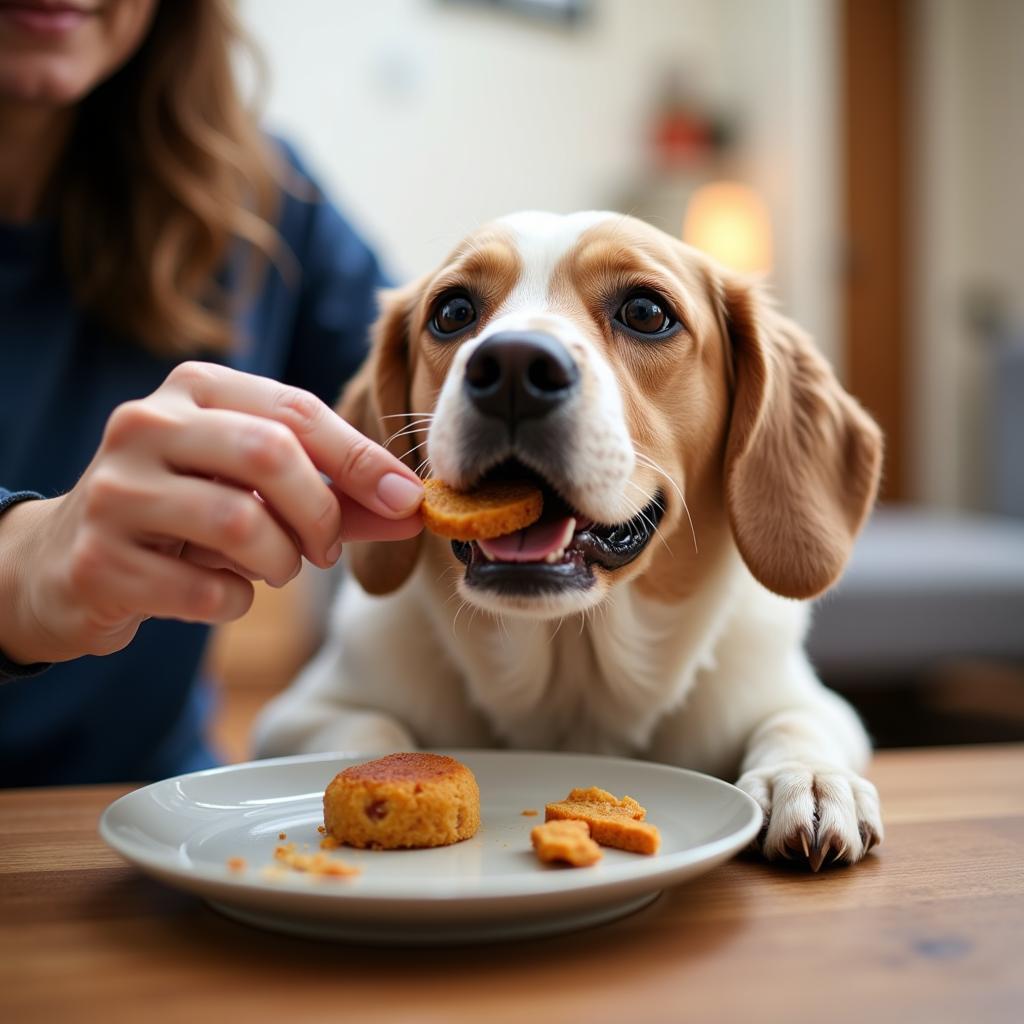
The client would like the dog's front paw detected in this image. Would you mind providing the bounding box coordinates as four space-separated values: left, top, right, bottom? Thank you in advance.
736 762 883 871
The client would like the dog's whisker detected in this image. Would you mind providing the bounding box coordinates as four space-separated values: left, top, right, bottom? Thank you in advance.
632 450 684 500
678 494 699 555
383 423 433 447
622 482 673 556
451 599 470 634
378 412 435 421
401 438 430 458
633 451 698 555
386 425 433 441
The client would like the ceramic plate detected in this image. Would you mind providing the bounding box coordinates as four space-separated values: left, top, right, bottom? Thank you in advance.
100 750 761 945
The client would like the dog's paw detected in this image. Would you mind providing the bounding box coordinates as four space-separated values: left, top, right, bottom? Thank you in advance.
736 762 883 871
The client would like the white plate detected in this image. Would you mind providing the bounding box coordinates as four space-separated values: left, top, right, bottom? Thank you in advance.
100 750 761 945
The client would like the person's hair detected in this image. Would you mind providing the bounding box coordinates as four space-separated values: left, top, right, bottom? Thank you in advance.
58 0 285 355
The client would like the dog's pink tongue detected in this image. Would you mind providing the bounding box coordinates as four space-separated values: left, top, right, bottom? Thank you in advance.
478 517 576 563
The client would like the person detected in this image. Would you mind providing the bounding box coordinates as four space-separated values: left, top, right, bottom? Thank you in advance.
0 0 423 786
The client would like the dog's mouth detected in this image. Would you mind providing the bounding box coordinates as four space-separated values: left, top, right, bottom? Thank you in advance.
450 459 665 595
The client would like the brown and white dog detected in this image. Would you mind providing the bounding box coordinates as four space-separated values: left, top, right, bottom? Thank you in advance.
254 211 884 869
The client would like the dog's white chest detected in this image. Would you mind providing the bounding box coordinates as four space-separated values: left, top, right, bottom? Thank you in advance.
441 584 721 755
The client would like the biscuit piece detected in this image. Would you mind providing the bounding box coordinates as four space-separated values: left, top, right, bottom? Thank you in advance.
324 752 480 850
531 819 603 867
421 478 543 541
545 786 661 855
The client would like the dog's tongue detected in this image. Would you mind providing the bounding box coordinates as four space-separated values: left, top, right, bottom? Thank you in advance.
478 517 576 563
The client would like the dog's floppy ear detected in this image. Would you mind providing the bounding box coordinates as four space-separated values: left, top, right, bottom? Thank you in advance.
337 281 424 595
719 274 883 599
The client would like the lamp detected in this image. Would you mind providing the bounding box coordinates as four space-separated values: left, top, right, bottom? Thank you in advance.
682 181 773 275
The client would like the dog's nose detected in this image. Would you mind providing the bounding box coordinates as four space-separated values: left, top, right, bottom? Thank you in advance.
464 331 579 422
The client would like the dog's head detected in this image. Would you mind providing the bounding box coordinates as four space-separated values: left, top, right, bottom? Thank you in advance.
341 211 882 617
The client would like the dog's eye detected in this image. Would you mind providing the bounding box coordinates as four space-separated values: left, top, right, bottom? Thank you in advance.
616 292 675 336
431 292 477 336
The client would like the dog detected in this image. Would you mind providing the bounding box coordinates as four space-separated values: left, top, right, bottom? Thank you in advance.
254 211 885 870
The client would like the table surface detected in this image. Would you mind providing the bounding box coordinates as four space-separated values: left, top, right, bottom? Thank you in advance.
2 745 1022 1024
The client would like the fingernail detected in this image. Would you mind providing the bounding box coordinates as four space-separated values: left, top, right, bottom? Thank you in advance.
377 473 423 514
326 540 343 564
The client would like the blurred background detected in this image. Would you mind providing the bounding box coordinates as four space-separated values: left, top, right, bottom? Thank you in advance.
209 0 1024 759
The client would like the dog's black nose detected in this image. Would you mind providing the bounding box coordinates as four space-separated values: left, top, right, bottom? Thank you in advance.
464 331 579 422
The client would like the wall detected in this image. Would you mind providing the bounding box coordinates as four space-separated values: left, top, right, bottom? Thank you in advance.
239 0 841 356
240 0 719 275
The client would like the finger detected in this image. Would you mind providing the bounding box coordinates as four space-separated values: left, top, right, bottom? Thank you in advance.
88 540 255 624
337 495 423 544
166 362 424 518
179 544 261 581
107 473 302 587
156 407 341 569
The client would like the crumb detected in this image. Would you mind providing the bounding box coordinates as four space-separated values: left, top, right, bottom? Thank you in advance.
278 832 287 840
531 820 602 867
273 841 359 879
226 856 246 873
260 866 288 882
319 835 340 850
521 809 538 816
317 825 327 834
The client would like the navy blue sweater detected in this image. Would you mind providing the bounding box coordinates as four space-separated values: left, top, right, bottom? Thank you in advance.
0 143 386 786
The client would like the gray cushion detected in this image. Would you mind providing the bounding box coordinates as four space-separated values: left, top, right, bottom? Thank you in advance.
807 510 1024 675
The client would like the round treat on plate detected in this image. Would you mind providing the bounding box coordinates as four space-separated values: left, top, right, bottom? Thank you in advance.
420 478 543 541
323 752 481 850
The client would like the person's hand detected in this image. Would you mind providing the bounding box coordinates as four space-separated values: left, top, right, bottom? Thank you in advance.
0 362 423 665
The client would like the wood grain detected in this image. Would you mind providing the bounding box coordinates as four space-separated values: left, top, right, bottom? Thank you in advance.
1 746 1022 1024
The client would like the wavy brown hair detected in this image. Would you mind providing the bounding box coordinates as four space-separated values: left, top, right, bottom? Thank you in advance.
59 0 286 355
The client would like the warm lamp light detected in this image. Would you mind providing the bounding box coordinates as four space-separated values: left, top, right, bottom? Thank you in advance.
682 181 773 274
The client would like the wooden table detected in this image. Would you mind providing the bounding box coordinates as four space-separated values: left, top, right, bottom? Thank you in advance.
2 745 1021 1024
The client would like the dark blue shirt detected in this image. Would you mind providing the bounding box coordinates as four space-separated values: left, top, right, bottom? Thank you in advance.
0 141 386 786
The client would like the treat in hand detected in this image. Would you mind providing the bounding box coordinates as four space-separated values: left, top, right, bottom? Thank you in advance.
420 478 543 541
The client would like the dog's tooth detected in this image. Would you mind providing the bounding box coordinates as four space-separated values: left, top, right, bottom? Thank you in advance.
560 518 577 547
545 546 566 564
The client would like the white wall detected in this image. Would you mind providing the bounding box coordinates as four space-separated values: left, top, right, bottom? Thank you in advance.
240 0 720 276
240 0 840 358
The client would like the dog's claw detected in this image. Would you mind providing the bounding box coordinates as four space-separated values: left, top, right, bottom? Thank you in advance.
859 823 879 855
808 840 830 872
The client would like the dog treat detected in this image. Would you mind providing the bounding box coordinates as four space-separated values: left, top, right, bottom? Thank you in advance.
420 478 543 541
545 786 661 855
323 752 480 850
531 819 603 867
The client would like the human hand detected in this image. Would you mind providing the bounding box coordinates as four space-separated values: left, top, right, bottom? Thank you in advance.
0 362 423 664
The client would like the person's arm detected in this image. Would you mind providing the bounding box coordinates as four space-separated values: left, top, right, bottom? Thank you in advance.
0 364 424 673
0 488 51 679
